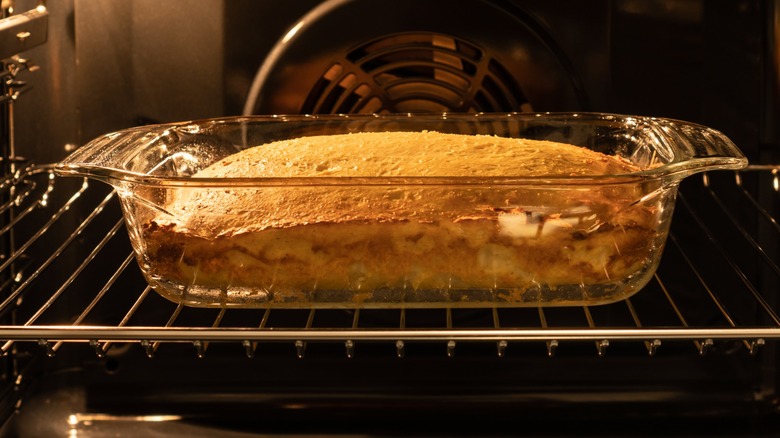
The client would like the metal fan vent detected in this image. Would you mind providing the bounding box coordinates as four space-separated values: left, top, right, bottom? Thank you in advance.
301 32 532 114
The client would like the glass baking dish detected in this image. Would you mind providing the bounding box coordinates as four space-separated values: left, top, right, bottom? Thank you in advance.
54 113 747 308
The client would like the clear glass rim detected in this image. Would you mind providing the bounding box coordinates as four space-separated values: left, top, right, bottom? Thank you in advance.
54 111 749 187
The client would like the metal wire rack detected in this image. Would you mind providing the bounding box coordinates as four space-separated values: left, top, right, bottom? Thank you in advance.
0 163 778 358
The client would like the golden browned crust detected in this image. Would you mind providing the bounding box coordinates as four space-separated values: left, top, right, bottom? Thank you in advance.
158 131 643 237
197 131 637 178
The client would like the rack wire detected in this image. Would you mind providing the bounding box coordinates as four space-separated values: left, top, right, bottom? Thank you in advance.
0 163 778 358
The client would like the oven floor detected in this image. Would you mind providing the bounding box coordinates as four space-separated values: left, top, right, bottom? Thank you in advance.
2 352 779 438
3 382 779 438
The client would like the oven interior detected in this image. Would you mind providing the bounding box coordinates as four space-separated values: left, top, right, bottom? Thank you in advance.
1 0 779 436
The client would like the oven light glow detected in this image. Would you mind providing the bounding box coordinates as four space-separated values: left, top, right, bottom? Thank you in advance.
140 415 183 422
66 413 183 427
283 21 304 44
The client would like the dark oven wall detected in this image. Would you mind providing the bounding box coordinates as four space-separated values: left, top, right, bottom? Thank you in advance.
12 0 323 165
12 0 774 165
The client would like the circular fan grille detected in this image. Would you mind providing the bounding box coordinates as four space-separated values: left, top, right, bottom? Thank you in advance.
243 0 586 115
301 32 532 114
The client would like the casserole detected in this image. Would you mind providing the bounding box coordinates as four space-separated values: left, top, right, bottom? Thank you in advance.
54 112 747 308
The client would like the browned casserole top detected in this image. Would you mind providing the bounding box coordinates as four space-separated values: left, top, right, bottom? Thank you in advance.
195 131 638 178
156 131 644 237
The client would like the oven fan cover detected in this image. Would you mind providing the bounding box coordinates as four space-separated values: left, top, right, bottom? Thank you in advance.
243 0 588 115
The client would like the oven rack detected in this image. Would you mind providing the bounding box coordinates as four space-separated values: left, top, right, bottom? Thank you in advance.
0 163 778 358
